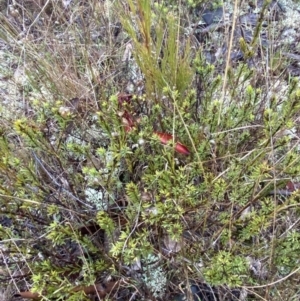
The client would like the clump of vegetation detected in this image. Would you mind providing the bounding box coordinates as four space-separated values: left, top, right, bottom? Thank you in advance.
1 0 300 300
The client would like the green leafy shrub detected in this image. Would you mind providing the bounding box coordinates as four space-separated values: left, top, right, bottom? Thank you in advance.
1 1 300 301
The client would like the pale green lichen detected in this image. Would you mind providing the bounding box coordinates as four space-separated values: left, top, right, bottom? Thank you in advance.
84 187 107 210
142 254 167 298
